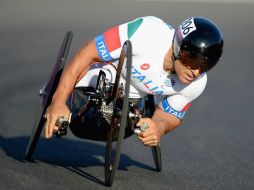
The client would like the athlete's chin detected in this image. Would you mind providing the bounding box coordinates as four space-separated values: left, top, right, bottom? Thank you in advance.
179 78 193 84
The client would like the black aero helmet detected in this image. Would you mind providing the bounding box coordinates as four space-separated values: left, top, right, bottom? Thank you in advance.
173 17 224 72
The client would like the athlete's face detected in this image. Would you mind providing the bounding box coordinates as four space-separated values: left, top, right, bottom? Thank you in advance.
164 48 201 84
173 57 201 84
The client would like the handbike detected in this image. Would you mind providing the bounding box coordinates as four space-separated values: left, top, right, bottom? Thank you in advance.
25 31 162 187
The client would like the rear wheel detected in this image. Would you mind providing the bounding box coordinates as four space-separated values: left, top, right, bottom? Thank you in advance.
104 41 132 186
25 31 73 160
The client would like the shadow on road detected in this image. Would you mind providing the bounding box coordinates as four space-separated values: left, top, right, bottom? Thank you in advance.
0 134 155 185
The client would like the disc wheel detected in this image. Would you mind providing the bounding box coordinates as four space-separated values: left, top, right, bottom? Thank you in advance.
104 41 132 186
25 31 73 160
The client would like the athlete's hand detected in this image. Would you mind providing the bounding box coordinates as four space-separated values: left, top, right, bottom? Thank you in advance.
44 102 70 139
136 118 164 147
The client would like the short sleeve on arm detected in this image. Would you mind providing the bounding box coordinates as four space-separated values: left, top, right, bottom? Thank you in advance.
160 95 191 119
160 73 207 119
95 26 124 62
94 17 145 62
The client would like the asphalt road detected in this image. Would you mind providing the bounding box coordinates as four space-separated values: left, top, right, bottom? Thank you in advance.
1 1 254 190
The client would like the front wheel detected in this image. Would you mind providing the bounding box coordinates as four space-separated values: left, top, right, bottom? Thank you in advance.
104 41 132 186
152 145 162 172
145 95 163 172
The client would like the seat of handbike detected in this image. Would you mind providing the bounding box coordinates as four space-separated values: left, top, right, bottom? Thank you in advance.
68 86 136 142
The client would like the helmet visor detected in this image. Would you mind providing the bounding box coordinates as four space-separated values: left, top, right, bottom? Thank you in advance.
177 50 210 73
173 35 210 73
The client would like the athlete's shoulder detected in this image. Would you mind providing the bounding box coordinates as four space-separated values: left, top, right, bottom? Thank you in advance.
126 16 175 43
140 16 175 30
142 16 165 22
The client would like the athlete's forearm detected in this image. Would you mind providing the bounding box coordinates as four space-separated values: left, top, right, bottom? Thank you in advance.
51 69 77 104
151 106 182 135
51 39 101 105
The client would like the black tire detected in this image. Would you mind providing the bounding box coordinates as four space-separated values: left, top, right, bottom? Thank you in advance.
152 145 162 172
25 31 73 160
145 95 162 172
104 41 132 186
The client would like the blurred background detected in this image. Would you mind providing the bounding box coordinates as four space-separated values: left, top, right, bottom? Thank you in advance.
0 1 254 189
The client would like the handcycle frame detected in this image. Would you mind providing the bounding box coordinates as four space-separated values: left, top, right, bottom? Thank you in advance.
25 31 162 186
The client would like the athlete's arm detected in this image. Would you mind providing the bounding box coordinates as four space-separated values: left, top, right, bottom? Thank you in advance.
136 106 182 147
44 39 102 139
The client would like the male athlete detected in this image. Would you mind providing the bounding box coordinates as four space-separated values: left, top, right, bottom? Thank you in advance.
44 16 223 146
